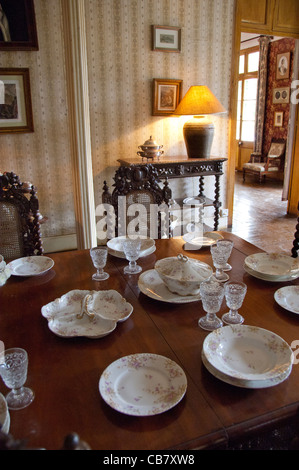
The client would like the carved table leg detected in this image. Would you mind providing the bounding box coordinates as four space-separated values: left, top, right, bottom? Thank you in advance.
213 175 221 231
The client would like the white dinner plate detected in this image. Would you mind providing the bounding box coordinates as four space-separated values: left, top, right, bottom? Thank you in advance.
274 286 299 314
41 289 133 338
138 269 201 303
0 392 10 434
244 253 299 278
203 325 292 383
243 264 299 282
8 256 54 277
201 350 292 389
99 353 187 416
183 231 224 248
107 236 155 259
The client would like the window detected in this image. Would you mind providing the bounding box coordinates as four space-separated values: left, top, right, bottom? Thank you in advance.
236 47 259 142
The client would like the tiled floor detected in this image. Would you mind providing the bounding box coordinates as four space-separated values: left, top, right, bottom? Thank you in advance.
228 171 297 255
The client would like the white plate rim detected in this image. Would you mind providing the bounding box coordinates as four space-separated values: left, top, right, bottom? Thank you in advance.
138 269 202 303
0 392 10 434
8 256 54 277
99 353 187 416
274 286 299 314
183 231 224 247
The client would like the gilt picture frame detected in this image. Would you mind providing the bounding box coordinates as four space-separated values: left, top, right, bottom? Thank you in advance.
152 78 183 116
0 0 38 50
273 87 290 104
152 25 181 52
0 68 34 133
274 111 283 127
276 52 290 80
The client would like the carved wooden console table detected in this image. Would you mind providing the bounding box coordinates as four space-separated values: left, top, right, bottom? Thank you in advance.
116 155 227 231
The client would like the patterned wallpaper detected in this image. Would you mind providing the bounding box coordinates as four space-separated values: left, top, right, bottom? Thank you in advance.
0 0 234 245
263 37 295 155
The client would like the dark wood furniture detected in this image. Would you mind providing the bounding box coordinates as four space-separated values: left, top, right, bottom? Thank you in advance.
291 202 299 258
0 234 299 451
117 156 227 231
102 164 172 238
0 172 43 260
242 139 286 183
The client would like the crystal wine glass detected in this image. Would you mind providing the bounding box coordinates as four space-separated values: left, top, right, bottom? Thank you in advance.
0 348 34 410
123 238 142 274
198 279 224 331
90 246 109 281
210 241 233 282
222 281 247 325
217 239 234 272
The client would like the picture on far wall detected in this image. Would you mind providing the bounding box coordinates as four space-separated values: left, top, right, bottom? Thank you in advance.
276 52 290 80
152 25 181 52
273 87 290 104
274 111 283 127
152 78 182 116
0 0 38 50
0 68 34 133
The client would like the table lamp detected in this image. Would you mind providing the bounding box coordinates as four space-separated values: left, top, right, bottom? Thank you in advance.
174 85 226 158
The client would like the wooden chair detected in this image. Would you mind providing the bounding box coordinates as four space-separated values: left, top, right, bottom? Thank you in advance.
0 172 43 260
291 201 299 258
101 164 172 239
243 139 286 183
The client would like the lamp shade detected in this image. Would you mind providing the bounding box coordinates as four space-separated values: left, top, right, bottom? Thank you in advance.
174 86 226 158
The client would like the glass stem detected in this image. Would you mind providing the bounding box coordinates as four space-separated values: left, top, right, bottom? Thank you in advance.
206 313 215 322
130 260 137 269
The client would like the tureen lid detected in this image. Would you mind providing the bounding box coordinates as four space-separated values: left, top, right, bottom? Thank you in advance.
155 254 212 281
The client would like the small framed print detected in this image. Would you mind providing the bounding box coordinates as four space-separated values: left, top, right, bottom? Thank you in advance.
152 25 181 52
152 78 182 116
276 52 290 80
274 111 283 127
0 68 34 133
273 87 290 104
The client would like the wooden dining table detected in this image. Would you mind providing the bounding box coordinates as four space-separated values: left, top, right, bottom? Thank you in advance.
0 232 299 452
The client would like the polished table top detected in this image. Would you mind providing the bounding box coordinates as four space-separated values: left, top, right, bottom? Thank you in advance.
0 233 299 450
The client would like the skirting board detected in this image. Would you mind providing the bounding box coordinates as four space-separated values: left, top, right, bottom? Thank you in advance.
42 234 77 254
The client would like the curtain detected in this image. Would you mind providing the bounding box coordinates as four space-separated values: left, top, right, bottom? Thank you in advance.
254 35 271 156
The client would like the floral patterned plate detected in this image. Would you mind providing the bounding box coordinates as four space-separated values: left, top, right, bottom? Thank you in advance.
0 392 10 434
41 289 133 338
99 353 187 416
243 264 299 282
138 269 202 303
274 286 299 314
8 256 54 277
203 325 292 383
244 253 299 278
183 231 224 248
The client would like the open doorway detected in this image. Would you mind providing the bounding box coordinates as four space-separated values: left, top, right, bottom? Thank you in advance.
229 32 297 253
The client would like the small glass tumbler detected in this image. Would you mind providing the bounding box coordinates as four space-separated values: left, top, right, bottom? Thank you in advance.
210 242 233 282
123 238 142 274
198 279 224 331
0 348 34 410
90 246 109 281
217 239 234 272
222 281 247 325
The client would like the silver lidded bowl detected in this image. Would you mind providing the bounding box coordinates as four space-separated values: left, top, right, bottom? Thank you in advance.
155 254 213 296
137 136 164 160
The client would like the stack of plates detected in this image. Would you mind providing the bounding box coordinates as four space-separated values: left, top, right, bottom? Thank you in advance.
107 236 156 259
244 253 299 282
202 325 293 388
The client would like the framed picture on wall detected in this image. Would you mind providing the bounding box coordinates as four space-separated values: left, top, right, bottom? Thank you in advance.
276 52 290 80
152 78 183 116
0 0 38 50
273 87 290 104
0 68 34 133
274 111 283 127
152 26 181 52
